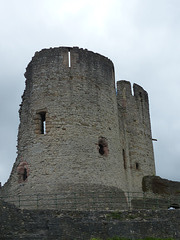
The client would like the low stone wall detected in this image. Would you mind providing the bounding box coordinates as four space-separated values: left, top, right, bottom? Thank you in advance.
0 200 179 240
0 184 128 211
143 176 180 196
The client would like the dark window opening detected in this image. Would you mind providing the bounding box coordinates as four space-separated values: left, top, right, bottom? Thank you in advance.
135 162 139 170
123 149 127 169
40 112 46 134
99 144 105 155
23 168 28 181
17 162 29 183
168 203 179 209
98 137 109 157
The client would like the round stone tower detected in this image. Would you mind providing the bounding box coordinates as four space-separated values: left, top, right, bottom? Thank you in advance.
4 47 128 199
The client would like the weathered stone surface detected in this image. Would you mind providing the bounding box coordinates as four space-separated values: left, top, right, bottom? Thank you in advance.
117 80 155 193
0 200 179 240
143 176 180 195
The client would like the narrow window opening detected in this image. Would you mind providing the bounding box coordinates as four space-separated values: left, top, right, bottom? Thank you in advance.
98 137 109 157
135 162 139 170
68 50 71 67
17 162 29 183
99 144 105 155
40 112 46 134
43 120 46 134
123 149 127 169
23 168 28 181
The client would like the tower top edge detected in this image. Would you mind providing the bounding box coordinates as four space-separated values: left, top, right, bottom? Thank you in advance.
31 46 113 64
117 80 149 99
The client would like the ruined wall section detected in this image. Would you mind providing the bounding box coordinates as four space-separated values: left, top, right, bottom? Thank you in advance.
117 80 155 192
4 47 127 197
1 199 179 240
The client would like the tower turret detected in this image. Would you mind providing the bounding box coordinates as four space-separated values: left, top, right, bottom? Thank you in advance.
117 80 156 192
4 47 127 198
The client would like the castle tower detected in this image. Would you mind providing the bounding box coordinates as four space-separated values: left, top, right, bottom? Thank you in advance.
117 80 156 192
3 47 128 198
1 47 156 209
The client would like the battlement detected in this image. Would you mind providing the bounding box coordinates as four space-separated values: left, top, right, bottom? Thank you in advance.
25 47 115 92
27 46 113 71
117 80 149 103
33 46 112 62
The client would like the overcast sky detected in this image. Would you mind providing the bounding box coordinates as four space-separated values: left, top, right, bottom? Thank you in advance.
0 0 180 185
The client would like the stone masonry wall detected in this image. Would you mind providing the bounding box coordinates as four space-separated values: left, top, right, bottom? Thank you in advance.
2 47 128 201
117 81 155 193
0 200 179 240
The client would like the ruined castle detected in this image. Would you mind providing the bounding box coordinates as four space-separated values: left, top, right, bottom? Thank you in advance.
0 47 157 209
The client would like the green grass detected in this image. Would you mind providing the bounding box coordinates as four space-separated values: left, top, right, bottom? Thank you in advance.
106 212 122 220
106 212 139 221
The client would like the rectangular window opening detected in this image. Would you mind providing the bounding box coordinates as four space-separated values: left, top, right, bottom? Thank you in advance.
136 162 139 170
68 50 71 68
40 112 46 134
123 149 127 169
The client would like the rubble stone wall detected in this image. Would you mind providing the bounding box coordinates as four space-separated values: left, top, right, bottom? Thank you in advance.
0 200 179 240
